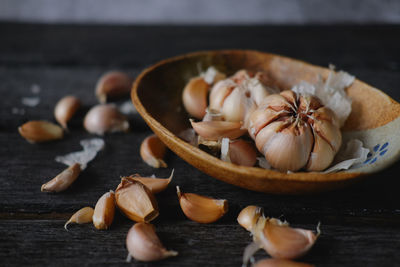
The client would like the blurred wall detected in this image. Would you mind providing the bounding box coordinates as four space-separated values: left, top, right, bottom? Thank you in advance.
0 0 399 24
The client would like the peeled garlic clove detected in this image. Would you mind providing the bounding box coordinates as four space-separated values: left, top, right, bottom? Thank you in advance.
95 71 132 103
54 95 81 129
190 120 246 141
140 134 167 168
262 124 314 172
305 133 336 172
64 206 94 230
254 258 314 267
126 223 178 262
124 169 173 194
41 163 81 193
93 191 116 230
115 178 159 222
176 186 228 223
229 139 257 167
182 77 210 119
237 205 264 232
260 219 319 260
19 120 64 143
84 104 129 135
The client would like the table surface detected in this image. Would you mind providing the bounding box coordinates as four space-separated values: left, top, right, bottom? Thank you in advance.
1 23 400 267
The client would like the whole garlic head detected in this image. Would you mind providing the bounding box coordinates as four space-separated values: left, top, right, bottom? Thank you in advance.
248 90 342 172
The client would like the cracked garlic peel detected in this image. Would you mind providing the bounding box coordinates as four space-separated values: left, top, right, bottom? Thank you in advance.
248 90 342 172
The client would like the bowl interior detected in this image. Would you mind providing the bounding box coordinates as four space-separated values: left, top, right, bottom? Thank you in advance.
132 50 400 194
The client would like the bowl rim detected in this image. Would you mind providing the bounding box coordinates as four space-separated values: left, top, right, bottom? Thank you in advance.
131 49 398 186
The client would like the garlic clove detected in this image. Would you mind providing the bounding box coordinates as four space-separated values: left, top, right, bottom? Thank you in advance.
229 139 257 167
262 124 314 172
41 163 81 193
18 120 64 143
64 207 94 230
231 69 254 84
93 191 116 230
176 186 228 223
259 219 319 260
221 87 247 122
124 169 174 194
312 119 342 153
115 178 159 222
237 205 264 232
126 222 178 262
255 121 287 152
209 79 236 111
95 71 132 103
202 108 223 122
253 258 314 267
312 107 340 128
54 95 81 129
190 120 246 141
299 95 322 113
248 108 288 139
83 104 129 135
279 90 298 105
140 134 167 168
306 133 336 172
182 77 210 119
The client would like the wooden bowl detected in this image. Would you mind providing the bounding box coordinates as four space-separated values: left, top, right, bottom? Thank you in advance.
131 50 400 194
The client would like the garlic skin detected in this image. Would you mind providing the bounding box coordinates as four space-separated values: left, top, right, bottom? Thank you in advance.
126 223 178 262
19 120 64 143
64 207 94 230
93 191 115 230
115 178 159 222
41 163 81 193
124 169 174 194
84 104 129 135
54 95 81 129
95 71 132 103
248 90 342 172
253 258 314 267
182 77 210 119
140 134 167 168
176 186 228 223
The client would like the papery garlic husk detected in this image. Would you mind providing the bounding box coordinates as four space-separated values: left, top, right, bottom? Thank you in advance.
140 134 167 168
84 104 129 135
237 205 264 232
115 178 159 222
182 77 210 119
18 120 64 143
64 206 94 230
41 163 81 192
95 71 132 103
190 120 246 141
248 90 342 172
176 186 228 223
93 191 116 230
123 169 174 194
54 95 81 129
253 258 314 267
126 222 178 262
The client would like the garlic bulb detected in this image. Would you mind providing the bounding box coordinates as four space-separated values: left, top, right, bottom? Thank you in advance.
248 90 342 172
209 70 276 123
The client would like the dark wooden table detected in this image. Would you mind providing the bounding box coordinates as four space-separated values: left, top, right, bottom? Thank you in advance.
1 23 400 267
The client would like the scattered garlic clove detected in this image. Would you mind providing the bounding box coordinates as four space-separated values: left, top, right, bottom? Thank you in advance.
54 95 81 129
126 222 178 262
41 163 81 193
115 178 159 222
259 219 319 260
182 77 210 119
83 104 129 135
229 139 257 167
95 71 132 103
93 191 116 230
253 258 314 267
190 120 246 141
18 120 64 143
64 207 94 230
176 186 228 223
140 134 167 168
124 169 174 194
237 205 264 232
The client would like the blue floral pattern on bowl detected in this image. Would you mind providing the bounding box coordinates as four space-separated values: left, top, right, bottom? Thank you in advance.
364 142 389 165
